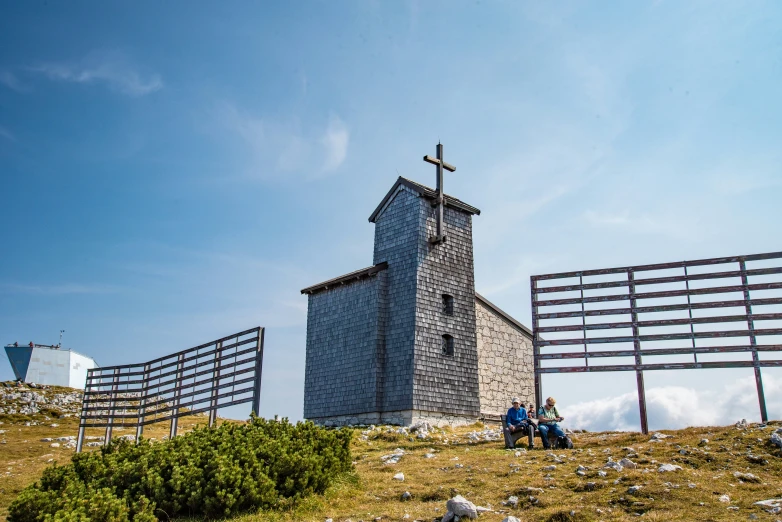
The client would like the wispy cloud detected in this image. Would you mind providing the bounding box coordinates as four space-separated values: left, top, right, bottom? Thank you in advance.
0 283 121 296
320 115 349 173
30 51 162 97
215 102 350 179
0 125 16 142
0 70 26 92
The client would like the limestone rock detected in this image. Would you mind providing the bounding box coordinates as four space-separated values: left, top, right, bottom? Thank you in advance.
393 472 404 481
502 518 521 522
446 495 478 519
628 485 642 494
658 463 682 473
719 494 730 503
733 471 760 483
618 458 637 469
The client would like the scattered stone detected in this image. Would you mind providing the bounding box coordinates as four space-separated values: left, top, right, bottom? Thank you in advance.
754 499 782 511
585 482 597 491
598 470 607 477
445 495 478 519
441 511 455 522
604 461 623 472
542 465 556 471
381 448 405 464
736 419 748 429
727 506 739 511
619 458 637 469
658 464 682 473
650 432 670 441
502 517 520 522
40 438 52 442
506 495 519 508
628 485 642 494
50 442 60 448
424 453 436 459
746 453 768 465
733 471 760 483
401 491 412 501
699 438 709 446
719 494 731 503
393 473 404 481
772 430 782 449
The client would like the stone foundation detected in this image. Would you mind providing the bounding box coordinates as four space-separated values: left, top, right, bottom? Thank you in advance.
308 409 478 427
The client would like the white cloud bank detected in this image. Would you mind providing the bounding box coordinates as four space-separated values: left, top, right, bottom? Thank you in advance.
30 51 162 97
560 375 782 432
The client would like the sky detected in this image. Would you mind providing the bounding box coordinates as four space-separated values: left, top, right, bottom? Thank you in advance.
1 1 781 431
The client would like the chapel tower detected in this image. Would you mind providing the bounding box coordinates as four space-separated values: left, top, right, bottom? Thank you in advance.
301 145 534 426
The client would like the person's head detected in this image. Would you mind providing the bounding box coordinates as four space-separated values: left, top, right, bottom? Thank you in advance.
545 397 556 409
511 397 521 410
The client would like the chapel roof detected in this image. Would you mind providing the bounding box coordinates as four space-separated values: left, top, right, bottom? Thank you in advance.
368 176 481 223
300 262 388 295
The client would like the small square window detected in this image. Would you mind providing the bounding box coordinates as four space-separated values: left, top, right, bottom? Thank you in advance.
442 294 454 316
441 334 454 356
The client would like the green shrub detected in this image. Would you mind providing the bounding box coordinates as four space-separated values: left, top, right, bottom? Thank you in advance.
8 417 352 521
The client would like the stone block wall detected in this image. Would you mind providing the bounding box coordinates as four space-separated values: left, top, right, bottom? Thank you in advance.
303 272 386 420
475 297 535 416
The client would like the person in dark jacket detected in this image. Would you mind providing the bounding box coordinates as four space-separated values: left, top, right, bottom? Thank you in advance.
504 397 535 449
506 397 529 431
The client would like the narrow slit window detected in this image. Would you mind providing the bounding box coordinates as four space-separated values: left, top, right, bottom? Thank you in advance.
443 294 454 316
441 334 454 356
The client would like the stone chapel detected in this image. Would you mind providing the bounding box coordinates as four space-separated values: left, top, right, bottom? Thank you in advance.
301 151 535 426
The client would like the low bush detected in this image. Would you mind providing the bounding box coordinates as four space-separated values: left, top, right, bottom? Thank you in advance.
8 417 352 521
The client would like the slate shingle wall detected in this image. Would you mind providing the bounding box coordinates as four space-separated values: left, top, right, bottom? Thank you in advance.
412 204 481 416
372 186 421 412
302 272 386 419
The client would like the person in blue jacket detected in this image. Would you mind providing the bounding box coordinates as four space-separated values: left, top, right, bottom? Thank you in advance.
505 397 534 449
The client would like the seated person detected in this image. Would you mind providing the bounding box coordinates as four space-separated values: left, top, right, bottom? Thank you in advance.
505 397 534 449
537 396 566 450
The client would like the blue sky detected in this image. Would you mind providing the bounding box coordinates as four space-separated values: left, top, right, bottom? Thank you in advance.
1 1 781 429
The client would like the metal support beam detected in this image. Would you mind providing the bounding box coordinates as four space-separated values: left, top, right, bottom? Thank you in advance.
251 328 265 417
75 368 92 453
169 354 184 440
740 259 768 423
105 369 119 446
531 276 542 409
209 342 223 427
135 364 150 442
628 269 649 434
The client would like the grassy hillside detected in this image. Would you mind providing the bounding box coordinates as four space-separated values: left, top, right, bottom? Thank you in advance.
1 383 780 521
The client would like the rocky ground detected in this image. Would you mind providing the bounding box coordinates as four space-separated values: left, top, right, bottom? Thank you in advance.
0 383 780 521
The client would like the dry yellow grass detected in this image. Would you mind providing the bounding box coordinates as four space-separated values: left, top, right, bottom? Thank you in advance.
1 385 780 522
230 421 782 522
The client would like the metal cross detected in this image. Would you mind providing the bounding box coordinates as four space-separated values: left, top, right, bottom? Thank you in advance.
423 143 455 244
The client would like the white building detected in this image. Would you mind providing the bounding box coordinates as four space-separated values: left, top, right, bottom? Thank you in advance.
4 343 98 389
